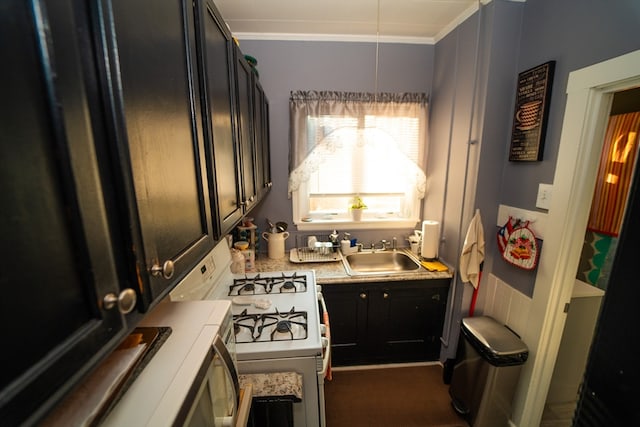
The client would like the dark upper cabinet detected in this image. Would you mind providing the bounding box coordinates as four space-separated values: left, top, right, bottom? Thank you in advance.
234 47 259 212
0 1 134 424
1 0 272 422
193 1 271 238
253 79 273 198
194 0 244 238
94 0 215 308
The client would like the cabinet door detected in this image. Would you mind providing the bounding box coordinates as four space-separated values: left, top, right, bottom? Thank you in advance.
195 0 243 237
235 48 258 210
0 1 130 423
98 0 215 307
372 281 448 362
253 79 272 199
323 284 369 365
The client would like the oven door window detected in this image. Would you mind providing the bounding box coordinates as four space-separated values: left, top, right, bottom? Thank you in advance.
182 336 239 427
211 351 237 425
184 369 216 427
212 332 240 426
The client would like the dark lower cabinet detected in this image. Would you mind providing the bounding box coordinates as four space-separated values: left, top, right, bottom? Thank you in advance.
0 1 134 424
323 279 450 366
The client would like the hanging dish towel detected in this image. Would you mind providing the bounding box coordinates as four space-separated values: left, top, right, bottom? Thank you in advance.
459 209 485 289
502 220 540 270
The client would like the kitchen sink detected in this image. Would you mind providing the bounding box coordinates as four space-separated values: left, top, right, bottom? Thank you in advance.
342 249 423 276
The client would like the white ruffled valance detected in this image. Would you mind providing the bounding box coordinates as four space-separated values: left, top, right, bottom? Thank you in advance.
288 127 426 198
288 91 428 199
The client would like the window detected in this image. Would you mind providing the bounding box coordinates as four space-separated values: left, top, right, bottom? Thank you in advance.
289 91 428 229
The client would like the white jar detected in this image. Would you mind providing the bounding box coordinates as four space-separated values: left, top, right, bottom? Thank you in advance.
262 231 290 259
230 249 245 274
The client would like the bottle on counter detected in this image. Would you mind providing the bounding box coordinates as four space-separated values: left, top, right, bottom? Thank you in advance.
230 249 245 274
340 232 351 253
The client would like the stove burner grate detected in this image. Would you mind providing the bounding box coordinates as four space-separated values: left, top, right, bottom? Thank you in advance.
233 307 308 342
229 272 308 296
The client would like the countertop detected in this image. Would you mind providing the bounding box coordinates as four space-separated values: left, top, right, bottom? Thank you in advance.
252 248 454 284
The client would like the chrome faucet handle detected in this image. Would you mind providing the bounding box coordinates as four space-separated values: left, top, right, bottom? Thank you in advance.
379 239 389 250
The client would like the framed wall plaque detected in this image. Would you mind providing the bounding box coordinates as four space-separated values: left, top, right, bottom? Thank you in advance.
509 61 555 161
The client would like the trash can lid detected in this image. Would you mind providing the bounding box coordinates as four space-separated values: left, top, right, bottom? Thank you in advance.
462 316 528 357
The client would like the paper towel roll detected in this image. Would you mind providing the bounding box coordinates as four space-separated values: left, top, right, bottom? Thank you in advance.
421 220 440 259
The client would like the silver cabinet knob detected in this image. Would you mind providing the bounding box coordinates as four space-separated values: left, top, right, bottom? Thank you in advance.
103 288 137 314
383 292 389 299
359 292 367 300
151 260 175 279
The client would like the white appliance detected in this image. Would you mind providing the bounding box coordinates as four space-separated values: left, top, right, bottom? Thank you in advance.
102 299 245 426
170 239 330 427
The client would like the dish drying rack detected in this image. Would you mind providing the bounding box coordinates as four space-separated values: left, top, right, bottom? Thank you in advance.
289 233 341 263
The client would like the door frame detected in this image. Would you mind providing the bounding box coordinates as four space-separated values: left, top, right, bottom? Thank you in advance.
513 49 640 426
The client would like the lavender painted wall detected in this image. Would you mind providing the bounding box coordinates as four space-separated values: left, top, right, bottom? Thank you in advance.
429 0 525 358
236 40 434 251
488 0 640 296
503 0 640 209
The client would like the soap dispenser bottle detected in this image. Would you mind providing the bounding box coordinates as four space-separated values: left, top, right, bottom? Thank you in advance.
341 232 352 254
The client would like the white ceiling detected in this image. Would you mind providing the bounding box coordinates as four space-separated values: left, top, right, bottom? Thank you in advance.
214 0 486 44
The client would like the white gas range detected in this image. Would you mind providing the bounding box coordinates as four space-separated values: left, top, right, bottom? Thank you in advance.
169 239 329 427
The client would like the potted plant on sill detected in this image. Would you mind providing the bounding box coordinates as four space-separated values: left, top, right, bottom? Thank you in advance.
349 196 367 221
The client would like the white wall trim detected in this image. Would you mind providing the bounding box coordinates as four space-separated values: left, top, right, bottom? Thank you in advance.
233 32 435 45
512 49 640 427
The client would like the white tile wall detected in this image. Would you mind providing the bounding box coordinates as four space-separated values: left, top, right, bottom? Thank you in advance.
481 273 532 341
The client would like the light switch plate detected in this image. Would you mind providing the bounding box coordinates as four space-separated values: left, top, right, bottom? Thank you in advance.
536 183 553 210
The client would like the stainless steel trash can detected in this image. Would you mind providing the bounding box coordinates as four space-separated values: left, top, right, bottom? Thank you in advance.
449 316 528 427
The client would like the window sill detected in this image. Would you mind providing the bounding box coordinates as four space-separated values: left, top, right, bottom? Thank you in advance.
294 218 419 231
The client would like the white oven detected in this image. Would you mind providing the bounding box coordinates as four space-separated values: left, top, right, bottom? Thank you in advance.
102 299 250 427
170 239 331 427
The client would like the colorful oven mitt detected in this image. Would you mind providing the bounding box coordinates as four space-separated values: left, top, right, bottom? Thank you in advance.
497 216 516 254
501 219 539 270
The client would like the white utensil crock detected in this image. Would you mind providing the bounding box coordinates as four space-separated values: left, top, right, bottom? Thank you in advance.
262 231 290 259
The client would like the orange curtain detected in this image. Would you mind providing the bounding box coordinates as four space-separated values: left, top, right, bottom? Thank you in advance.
588 112 640 236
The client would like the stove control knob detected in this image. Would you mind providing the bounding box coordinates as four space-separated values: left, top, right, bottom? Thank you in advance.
103 288 137 314
151 260 175 279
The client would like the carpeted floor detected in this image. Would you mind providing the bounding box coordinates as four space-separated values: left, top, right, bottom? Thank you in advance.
324 364 469 427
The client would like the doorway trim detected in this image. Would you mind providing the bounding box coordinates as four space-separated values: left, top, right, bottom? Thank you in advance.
513 49 640 426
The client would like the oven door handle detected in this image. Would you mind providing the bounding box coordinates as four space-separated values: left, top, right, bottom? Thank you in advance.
214 334 240 399
318 293 332 378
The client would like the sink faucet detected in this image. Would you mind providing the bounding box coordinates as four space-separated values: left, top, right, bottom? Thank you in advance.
373 240 389 251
